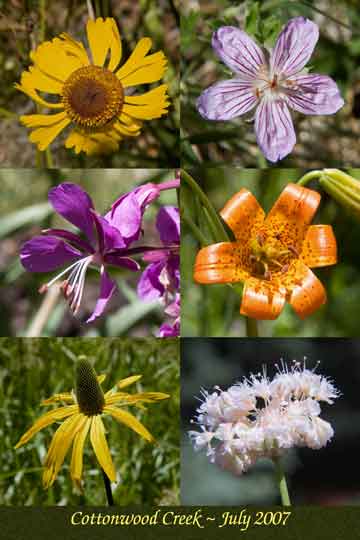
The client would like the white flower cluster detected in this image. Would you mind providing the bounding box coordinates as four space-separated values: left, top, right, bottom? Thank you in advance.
189 362 340 476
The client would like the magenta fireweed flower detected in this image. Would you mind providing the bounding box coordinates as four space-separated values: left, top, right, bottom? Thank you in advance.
20 183 146 323
137 206 180 337
197 17 344 162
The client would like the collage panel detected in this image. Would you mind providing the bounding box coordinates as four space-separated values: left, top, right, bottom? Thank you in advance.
181 338 360 506
0 337 179 505
181 1 358 168
181 167 360 337
0 1 179 168
0 169 179 338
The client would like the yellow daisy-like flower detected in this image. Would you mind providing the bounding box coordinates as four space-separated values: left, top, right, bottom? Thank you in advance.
15 359 169 489
16 17 170 155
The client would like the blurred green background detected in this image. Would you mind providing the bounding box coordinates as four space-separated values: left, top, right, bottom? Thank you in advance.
0 169 177 337
181 168 360 337
0 0 179 167
0 336 179 505
181 0 360 167
181 338 360 505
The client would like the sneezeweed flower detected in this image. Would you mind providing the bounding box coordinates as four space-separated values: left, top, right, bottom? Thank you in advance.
15 359 169 490
194 183 337 320
189 362 339 478
138 206 180 336
17 18 169 155
197 17 344 162
20 182 147 323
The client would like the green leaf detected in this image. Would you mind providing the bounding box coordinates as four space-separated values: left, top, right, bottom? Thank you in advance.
106 299 160 336
0 202 51 238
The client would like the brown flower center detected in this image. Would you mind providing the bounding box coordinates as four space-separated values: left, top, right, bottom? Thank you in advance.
62 66 124 128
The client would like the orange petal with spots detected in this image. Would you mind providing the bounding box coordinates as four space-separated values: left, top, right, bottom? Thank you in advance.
193 242 250 284
265 183 321 250
289 261 326 318
301 225 337 268
220 189 265 243
240 278 286 320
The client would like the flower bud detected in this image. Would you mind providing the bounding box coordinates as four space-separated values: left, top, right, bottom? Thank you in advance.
319 169 360 217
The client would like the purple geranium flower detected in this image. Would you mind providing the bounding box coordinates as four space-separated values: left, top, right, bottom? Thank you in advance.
20 183 143 323
159 294 180 337
137 206 180 302
197 17 344 162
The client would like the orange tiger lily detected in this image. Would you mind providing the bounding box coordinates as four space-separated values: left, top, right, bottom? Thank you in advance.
194 184 337 320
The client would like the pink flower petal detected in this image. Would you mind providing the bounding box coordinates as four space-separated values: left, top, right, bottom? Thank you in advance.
255 99 296 162
197 79 257 120
212 26 266 79
270 17 319 78
285 74 344 115
86 267 117 323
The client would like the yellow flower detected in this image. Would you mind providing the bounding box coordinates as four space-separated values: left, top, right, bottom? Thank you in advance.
15 359 170 489
16 18 170 155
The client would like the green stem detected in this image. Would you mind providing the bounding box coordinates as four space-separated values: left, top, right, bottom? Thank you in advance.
297 170 323 187
245 317 258 337
274 458 291 506
181 170 230 242
45 148 54 168
182 214 208 246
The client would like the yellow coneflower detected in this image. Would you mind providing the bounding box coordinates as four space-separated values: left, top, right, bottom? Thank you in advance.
15 359 169 489
16 17 170 155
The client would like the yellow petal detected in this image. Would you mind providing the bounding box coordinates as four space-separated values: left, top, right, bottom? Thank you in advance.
104 405 155 443
20 110 68 128
113 117 142 138
28 115 71 151
65 128 121 155
15 405 78 448
97 374 106 384
20 67 63 94
41 392 74 406
123 85 169 120
70 417 91 482
30 35 88 82
90 416 116 482
59 32 90 65
15 82 64 110
117 375 142 389
86 18 122 71
43 413 86 489
105 391 170 406
116 38 167 87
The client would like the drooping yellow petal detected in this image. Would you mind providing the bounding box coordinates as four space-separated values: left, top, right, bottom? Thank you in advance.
117 375 142 389
116 38 167 87
15 405 78 448
105 391 170 406
58 32 90 66
86 18 122 71
65 128 121 155
41 392 74 406
27 115 71 151
104 405 155 443
123 85 169 120
90 416 116 482
97 374 106 384
43 413 86 489
20 111 68 128
30 35 88 82
70 416 91 483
